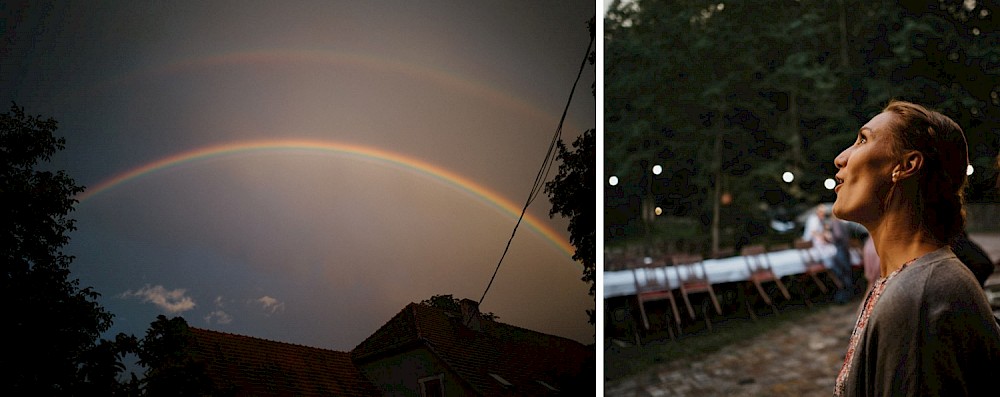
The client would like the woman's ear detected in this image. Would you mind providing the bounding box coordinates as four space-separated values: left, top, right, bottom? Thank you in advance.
895 150 924 180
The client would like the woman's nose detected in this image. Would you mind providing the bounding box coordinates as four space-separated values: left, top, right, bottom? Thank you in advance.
834 146 851 169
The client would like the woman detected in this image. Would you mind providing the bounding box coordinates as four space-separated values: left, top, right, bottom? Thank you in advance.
832 100 1000 396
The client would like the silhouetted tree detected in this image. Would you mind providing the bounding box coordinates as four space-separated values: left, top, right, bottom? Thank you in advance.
419 294 499 321
544 18 596 325
77 333 140 396
1 103 127 394
136 315 215 396
545 129 596 325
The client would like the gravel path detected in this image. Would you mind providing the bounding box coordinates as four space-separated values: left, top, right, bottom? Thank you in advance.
606 232 1000 396
605 301 860 397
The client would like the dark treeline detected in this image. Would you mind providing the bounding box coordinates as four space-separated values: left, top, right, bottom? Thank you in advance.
2 103 214 396
605 0 1000 251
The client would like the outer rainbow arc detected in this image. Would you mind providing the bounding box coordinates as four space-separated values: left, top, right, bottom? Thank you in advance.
83 49 574 133
75 139 576 261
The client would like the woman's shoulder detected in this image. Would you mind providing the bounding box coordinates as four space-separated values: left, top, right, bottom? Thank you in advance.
913 248 980 287
882 248 980 305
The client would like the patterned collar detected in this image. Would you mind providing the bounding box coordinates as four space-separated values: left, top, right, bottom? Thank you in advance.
833 256 919 396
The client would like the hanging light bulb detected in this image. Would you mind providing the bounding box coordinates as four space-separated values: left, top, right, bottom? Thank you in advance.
782 171 794 183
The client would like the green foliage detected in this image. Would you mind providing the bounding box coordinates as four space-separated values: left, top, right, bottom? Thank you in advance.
77 333 140 396
605 0 1000 249
545 130 597 324
420 294 499 321
136 315 215 396
859 0 1000 201
1 103 124 395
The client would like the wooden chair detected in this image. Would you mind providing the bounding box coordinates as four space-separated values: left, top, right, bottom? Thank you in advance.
740 244 791 316
769 243 791 251
794 239 844 294
671 254 722 329
712 247 736 259
770 242 817 308
630 258 682 337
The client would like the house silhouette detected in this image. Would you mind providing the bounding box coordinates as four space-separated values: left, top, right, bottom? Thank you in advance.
183 299 594 396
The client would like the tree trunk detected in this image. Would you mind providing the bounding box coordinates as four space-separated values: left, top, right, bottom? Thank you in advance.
837 0 850 69
711 131 722 256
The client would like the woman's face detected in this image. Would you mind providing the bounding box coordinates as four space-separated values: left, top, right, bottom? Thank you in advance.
832 112 899 226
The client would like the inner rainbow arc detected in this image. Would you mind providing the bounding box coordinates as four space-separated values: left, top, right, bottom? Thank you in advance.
75 139 576 261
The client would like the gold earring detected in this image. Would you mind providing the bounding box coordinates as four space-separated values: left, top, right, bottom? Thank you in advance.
892 171 898 182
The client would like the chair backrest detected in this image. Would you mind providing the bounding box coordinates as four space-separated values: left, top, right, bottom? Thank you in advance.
631 260 671 293
769 243 791 252
670 254 707 281
713 247 736 259
740 244 772 272
793 239 813 250
793 239 821 264
740 244 765 256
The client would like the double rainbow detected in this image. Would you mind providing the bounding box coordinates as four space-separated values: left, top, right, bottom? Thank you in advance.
76 139 575 261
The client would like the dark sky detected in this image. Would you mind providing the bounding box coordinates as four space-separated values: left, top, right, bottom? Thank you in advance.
3 1 596 349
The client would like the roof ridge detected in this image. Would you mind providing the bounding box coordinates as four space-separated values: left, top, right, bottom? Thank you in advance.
410 301 584 345
350 303 422 360
486 319 586 346
189 327 348 353
408 302 424 340
408 302 489 396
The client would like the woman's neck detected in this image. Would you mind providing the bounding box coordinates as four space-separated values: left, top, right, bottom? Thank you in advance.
868 211 944 277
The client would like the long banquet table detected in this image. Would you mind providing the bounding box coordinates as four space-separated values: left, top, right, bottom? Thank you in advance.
604 244 850 299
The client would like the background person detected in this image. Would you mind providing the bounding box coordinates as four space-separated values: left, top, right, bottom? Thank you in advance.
861 236 879 294
802 204 832 247
951 230 995 288
804 204 855 303
828 213 855 303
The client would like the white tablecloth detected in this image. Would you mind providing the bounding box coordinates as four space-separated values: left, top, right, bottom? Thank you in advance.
604 245 844 298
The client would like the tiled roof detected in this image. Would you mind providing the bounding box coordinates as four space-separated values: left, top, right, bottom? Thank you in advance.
187 328 381 396
352 302 594 396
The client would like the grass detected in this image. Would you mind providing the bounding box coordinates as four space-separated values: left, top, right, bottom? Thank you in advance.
604 300 837 382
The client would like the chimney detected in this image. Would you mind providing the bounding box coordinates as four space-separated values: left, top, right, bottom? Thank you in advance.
460 298 481 331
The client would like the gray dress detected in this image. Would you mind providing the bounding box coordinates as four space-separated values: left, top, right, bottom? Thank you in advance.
838 247 1000 396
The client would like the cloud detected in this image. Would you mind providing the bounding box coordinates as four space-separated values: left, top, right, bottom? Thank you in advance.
121 285 196 314
204 310 233 325
204 296 232 324
255 295 285 314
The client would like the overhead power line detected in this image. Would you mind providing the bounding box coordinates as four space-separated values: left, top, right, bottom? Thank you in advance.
476 33 594 308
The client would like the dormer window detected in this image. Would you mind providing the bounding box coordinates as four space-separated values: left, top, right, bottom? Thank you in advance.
489 373 513 387
418 374 444 397
537 380 559 392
